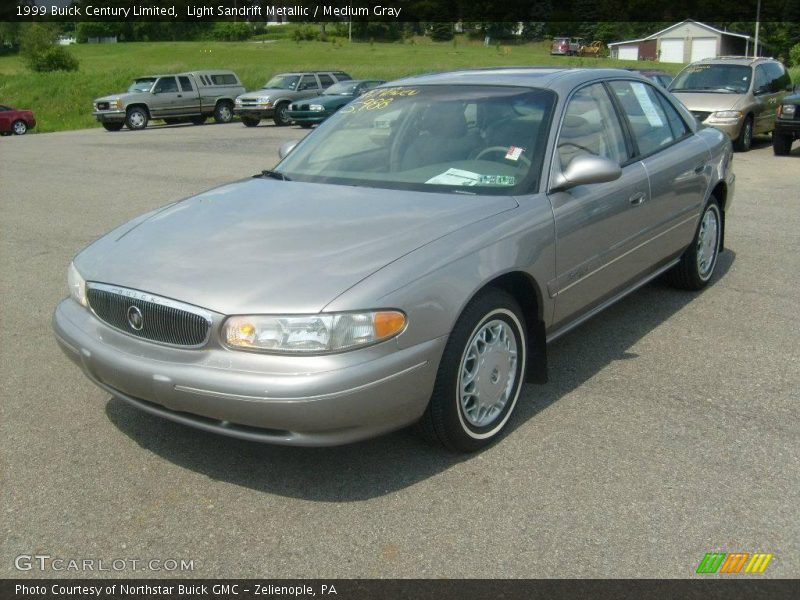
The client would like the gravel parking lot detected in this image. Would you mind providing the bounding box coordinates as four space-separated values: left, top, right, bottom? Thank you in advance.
1 122 798 578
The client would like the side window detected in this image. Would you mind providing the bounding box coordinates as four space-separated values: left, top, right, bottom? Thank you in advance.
299 74 318 91
154 77 178 93
210 73 236 85
318 74 334 88
335 72 352 81
557 83 628 170
178 76 194 92
654 91 689 139
766 63 790 92
754 65 769 93
609 81 675 157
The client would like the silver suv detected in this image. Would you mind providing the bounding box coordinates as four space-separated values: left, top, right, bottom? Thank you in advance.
234 71 352 127
669 56 792 151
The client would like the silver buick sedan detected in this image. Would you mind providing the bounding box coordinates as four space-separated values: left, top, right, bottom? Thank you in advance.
53 68 735 452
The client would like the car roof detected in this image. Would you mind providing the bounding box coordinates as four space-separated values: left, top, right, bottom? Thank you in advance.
692 56 778 66
386 67 654 93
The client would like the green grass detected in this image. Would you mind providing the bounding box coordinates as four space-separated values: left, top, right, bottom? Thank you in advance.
0 38 680 133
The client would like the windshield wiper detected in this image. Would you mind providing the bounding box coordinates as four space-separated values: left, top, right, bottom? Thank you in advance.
261 170 291 181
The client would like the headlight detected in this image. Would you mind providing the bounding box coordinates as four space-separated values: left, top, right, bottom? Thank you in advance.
309 104 325 112
235 98 242 105
780 104 796 116
109 99 122 110
224 311 406 354
67 262 87 307
708 110 742 122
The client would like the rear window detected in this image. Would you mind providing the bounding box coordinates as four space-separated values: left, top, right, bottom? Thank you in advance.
670 64 752 94
210 74 237 85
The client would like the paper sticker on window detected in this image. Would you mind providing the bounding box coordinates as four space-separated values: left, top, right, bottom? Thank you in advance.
426 168 481 186
479 175 516 186
631 83 664 128
505 146 525 161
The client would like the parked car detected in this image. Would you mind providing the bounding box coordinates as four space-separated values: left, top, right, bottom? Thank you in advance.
0 105 36 135
772 87 799 155
624 69 673 88
92 70 245 131
288 80 386 128
54 68 734 452
551 37 584 56
669 56 792 151
234 71 352 127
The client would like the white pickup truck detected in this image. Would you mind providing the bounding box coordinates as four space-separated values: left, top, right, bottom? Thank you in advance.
92 70 246 131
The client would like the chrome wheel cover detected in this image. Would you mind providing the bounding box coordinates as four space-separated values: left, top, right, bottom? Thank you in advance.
696 206 719 279
218 105 232 121
13 121 26 135
459 318 519 428
128 111 145 128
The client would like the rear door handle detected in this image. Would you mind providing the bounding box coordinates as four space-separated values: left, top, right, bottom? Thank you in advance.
629 192 647 205
177 94 183 97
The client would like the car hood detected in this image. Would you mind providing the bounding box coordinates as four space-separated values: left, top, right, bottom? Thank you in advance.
244 87 295 98
94 92 142 103
296 94 354 108
669 91 746 112
75 178 518 315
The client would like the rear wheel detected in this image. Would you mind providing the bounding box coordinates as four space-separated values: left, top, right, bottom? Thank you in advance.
772 131 793 156
101 122 124 132
733 116 753 152
665 199 722 290
273 102 291 126
125 107 148 130
299 123 314 129
12 120 28 135
241 116 260 128
190 115 207 125
213 101 234 124
417 289 527 452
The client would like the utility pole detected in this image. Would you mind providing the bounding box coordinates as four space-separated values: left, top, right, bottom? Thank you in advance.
754 0 761 57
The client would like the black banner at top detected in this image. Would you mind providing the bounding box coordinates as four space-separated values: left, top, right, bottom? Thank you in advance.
2 0 800 22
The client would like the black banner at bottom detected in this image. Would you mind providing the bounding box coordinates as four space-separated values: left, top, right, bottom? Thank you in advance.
3 579 800 600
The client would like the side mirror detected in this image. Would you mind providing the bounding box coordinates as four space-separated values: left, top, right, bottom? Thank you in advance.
278 140 298 159
754 85 769 96
551 154 622 192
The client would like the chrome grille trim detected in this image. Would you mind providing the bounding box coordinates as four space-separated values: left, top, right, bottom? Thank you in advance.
86 282 213 347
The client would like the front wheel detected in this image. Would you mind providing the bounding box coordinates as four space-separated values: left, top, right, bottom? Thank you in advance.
733 116 753 152
213 101 234 124
241 116 260 128
12 120 28 135
101 122 124 132
273 102 291 126
125 107 148 130
665 200 722 290
772 131 792 156
418 289 527 452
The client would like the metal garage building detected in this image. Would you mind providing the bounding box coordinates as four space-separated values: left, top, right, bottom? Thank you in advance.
608 20 762 64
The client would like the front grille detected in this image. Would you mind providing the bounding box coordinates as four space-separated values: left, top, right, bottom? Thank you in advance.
96 102 109 110
87 284 212 347
692 111 711 122
299 104 309 111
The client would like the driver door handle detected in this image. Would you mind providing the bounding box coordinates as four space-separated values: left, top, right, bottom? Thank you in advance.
629 192 647 206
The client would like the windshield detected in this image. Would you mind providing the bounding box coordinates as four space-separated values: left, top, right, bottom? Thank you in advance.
275 85 556 195
263 75 300 90
670 64 752 94
324 82 359 95
128 78 156 93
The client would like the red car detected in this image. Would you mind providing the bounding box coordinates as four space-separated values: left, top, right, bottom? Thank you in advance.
0 105 36 135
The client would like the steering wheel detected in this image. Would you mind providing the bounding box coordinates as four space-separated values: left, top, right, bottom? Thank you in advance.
474 146 532 167
557 141 598 155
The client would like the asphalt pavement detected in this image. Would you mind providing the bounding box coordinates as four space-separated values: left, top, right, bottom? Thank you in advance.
1 121 798 578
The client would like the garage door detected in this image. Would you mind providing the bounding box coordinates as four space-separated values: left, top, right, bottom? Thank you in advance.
618 46 639 60
660 38 684 63
691 37 718 62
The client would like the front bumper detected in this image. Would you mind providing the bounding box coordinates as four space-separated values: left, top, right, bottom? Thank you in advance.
234 107 274 119
287 111 328 125
93 110 126 123
53 298 446 446
775 117 800 137
700 118 743 140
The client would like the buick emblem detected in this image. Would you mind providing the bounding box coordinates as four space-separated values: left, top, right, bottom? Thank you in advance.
127 306 144 331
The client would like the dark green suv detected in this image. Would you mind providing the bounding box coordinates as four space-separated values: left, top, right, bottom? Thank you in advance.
773 88 800 155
